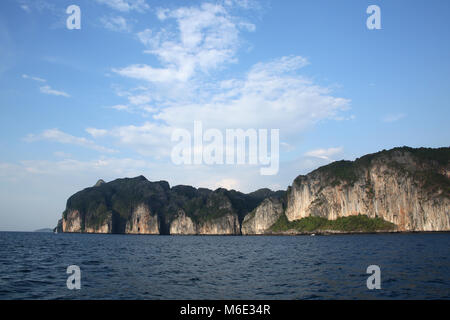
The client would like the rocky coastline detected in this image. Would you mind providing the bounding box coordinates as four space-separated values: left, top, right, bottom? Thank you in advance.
55 147 450 235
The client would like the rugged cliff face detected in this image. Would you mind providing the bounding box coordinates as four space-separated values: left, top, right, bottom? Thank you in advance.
169 195 241 235
85 213 112 234
61 209 82 233
57 175 279 235
168 211 240 235
125 204 160 234
170 210 196 235
285 147 450 231
56 147 449 234
242 198 284 235
196 214 240 235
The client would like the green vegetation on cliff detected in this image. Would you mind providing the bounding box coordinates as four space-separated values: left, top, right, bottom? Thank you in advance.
63 175 286 232
299 146 450 194
57 146 448 234
178 187 284 223
65 176 170 232
270 214 397 233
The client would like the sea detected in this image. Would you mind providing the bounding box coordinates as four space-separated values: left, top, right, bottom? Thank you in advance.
0 232 449 299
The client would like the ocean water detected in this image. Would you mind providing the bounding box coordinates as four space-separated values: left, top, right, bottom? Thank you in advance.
0 232 449 300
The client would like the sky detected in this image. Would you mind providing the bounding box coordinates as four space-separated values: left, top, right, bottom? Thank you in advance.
0 0 449 231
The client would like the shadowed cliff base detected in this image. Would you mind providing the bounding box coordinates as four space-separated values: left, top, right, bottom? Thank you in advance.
55 146 450 235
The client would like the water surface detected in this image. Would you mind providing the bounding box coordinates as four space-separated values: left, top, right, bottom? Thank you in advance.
0 232 449 299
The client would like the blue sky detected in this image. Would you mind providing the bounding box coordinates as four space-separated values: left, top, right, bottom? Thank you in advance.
0 0 449 231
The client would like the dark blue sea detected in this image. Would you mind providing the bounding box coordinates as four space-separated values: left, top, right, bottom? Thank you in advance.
0 232 449 299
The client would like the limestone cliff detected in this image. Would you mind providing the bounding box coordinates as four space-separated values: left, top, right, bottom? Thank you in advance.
56 147 449 235
170 210 196 235
62 209 82 233
85 213 112 234
57 175 278 235
196 213 240 235
169 192 241 235
285 147 449 231
194 191 240 235
241 198 284 235
125 204 160 234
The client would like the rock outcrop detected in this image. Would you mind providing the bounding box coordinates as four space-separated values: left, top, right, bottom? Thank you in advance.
94 179 105 187
56 147 449 234
125 204 160 234
62 210 82 233
57 175 279 235
197 214 240 235
241 198 284 235
170 210 197 235
85 215 112 233
285 147 450 231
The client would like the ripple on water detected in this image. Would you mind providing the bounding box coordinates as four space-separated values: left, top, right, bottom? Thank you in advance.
0 232 449 299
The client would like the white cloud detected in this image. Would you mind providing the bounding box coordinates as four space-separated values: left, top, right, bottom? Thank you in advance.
106 104 157 114
18 2 351 200
19 0 54 12
22 74 70 97
20 4 31 13
223 0 259 10
100 16 131 32
154 56 350 134
25 129 115 153
109 104 131 111
95 0 149 12
85 128 108 138
96 55 351 163
39 85 70 97
87 122 173 158
251 55 309 74
22 74 46 82
113 2 255 83
213 178 241 190
114 64 190 83
304 147 344 160
382 113 406 123
128 93 151 105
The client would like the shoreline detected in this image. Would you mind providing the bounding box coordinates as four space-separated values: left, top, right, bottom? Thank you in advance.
41 230 450 236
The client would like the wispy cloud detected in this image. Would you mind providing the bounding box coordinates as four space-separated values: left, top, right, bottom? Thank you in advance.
382 113 406 123
304 147 344 160
109 104 131 112
24 129 115 153
39 85 70 97
100 16 132 32
128 94 151 105
22 74 70 97
20 4 31 13
95 0 149 13
22 74 46 82
86 122 172 158
85 128 108 138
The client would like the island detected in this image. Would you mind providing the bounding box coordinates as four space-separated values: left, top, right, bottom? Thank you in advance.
55 146 450 235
